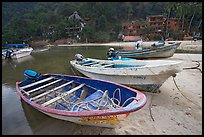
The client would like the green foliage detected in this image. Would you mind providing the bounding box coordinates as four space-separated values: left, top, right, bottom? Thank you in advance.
95 31 110 43
2 2 202 44
80 25 96 43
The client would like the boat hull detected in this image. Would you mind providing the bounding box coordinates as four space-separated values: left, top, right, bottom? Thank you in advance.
38 108 129 128
70 59 183 92
11 48 33 59
2 47 33 59
72 68 173 92
117 42 180 59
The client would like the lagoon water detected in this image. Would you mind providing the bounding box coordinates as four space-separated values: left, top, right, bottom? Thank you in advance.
2 46 113 135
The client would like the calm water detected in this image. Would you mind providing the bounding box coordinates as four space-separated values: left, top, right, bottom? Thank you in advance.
2 46 113 135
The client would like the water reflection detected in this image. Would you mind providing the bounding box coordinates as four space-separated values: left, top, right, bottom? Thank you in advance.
2 55 34 67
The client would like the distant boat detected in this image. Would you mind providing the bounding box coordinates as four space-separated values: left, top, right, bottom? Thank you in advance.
16 70 146 128
107 42 181 59
2 44 33 59
70 55 183 92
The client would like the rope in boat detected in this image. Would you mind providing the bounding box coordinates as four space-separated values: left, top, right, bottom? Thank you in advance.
50 88 139 111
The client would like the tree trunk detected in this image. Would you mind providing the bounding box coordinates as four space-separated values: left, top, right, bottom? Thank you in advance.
165 8 171 39
188 11 195 34
182 14 185 32
198 19 202 29
178 15 182 31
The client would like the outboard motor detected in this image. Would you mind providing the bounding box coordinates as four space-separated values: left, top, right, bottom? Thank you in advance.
75 54 86 61
107 48 115 58
5 49 14 59
107 48 119 60
24 70 40 81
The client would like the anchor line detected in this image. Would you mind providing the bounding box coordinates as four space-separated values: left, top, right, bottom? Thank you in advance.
172 77 201 109
183 61 202 73
149 95 155 122
70 66 78 76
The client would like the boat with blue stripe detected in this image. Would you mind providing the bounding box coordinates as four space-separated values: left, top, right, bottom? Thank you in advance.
107 42 181 59
70 54 183 93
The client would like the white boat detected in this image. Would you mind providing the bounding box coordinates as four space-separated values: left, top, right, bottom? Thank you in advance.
2 44 33 59
70 56 183 93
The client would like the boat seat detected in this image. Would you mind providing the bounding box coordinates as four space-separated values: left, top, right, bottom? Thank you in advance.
26 79 62 95
30 80 74 101
82 61 99 66
42 83 85 107
102 64 114 68
20 77 54 90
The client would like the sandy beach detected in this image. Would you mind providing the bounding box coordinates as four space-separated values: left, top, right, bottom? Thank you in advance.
54 53 201 135
54 41 202 135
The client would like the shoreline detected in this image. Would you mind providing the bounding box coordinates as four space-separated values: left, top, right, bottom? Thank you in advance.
52 40 202 53
55 40 202 47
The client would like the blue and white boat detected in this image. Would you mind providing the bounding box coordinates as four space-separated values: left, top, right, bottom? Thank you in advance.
70 55 183 92
2 44 33 59
107 42 181 59
16 70 147 128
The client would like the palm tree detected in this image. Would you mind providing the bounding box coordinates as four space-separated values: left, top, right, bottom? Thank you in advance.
174 2 191 35
164 2 176 39
188 2 202 34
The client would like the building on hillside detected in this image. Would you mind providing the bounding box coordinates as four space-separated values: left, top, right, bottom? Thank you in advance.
167 18 182 30
65 11 86 39
120 15 184 41
122 21 148 36
146 15 164 26
146 15 165 35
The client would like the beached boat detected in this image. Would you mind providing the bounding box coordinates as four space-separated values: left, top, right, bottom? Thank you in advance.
2 44 33 59
107 42 181 59
16 70 146 128
70 56 183 92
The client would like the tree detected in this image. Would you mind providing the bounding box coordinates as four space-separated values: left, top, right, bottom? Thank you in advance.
164 2 177 39
187 2 202 34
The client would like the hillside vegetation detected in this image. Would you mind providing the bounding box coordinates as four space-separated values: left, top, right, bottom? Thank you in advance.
2 2 202 45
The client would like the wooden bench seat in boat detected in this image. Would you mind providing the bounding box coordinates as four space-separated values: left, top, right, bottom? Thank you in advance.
101 64 114 68
83 61 99 66
41 83 85 107
24 79 62 95
30 80 74 101
20 77 54 90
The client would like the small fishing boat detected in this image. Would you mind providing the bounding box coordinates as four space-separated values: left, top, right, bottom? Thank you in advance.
107 42 181 59
16 70 146 128
2 44 33 59
70 55 183 92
